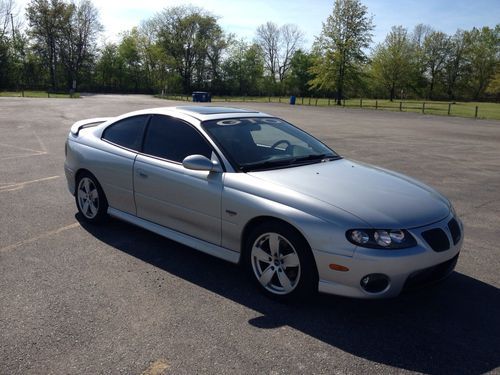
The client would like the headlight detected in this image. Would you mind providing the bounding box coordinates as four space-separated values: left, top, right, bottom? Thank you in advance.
346 229 417 249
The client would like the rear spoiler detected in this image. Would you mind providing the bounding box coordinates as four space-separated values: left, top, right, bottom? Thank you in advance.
70 117 113 136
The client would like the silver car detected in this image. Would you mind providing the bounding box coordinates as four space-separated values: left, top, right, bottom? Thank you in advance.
64 106 463 300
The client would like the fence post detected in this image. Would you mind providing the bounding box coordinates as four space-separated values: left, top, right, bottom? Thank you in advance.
47 92 50 98
448 103 451 115
475 106 478 119
360 99 362 107
328 98 330 106
279 96 281 103
422 102 425 114
268 96 271 103
375 100 378 109
343 99 345 106
308 97 311 105
301 97 304 105
400 102 402 111
315 98 318 106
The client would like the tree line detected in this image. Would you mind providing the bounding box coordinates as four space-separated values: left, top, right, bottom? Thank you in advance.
1 0 499 101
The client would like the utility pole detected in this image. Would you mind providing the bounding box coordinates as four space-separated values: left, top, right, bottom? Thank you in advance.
10 13 15 40
10 12 23 94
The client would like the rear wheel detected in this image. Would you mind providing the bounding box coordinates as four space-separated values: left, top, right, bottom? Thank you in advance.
246 222 318 301
75 172 108 223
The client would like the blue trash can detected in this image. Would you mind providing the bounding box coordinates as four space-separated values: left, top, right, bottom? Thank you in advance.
192 91 211 102
290 96 296 105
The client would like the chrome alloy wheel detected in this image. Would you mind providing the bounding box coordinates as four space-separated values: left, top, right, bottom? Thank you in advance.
77 177 99 219
250 232 301 295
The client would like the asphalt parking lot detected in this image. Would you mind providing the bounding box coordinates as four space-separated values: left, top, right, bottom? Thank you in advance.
0 94 499 374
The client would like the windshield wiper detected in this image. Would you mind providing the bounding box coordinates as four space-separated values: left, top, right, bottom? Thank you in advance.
240 154 340 172
293 153 339 162
240 158 297 172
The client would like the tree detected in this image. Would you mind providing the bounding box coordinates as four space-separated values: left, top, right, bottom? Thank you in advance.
138 19 171 93
371 26 414 101
485 65 500 100
95 43 121 90
59 0 102 90
405 24 432 97
423 30 450 99
285 49 315 96
0 0 13 87
222 40 263 95
255 22 304 86
26 0 72 89
443 30 468 100
278 24 304 82
118 28 142 92
0 0 16 39
309 0 373 104
255 22 279 83
0 0 23 89
153 5 228 93
464 25 499 100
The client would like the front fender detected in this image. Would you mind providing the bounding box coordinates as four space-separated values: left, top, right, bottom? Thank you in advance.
221 183 357 258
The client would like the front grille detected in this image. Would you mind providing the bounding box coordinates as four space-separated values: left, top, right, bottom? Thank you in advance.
403 253 459 291
448 218 461 245
422 228 450 252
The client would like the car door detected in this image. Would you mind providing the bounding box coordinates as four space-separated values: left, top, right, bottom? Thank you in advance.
133 115 223 246
95 115 149 215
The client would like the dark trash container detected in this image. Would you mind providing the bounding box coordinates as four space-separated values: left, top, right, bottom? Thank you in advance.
192 91 211 102
290 96 296 105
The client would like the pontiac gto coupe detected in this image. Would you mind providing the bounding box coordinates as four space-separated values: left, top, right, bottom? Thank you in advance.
64 106 463 300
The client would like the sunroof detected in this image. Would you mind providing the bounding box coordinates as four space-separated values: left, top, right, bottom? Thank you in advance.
176 106 258 115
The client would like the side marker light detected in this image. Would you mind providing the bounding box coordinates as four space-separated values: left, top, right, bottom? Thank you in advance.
329 264 349 272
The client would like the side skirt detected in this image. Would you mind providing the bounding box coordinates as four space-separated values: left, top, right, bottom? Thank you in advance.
108 207 241 264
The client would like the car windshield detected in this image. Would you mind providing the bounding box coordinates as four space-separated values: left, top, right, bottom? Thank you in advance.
202 117 340 171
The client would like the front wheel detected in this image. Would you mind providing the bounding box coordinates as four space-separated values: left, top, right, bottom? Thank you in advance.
245 222 318 301
75 172 108 223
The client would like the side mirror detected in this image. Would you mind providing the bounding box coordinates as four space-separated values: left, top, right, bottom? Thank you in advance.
182 155 222 172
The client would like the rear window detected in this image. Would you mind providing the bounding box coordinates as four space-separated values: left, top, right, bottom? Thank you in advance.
102 115 149 151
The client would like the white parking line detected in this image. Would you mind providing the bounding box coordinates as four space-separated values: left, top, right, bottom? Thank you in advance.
0 222 80 254
141 359 170 375
0 151 47 161
33 132 48 153
0 142 48 161
0 175 59 192
0 142 46 154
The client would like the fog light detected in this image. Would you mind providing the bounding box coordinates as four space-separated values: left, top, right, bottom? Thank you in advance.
360 273 390 293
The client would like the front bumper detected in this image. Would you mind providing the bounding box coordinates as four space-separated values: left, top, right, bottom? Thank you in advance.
314 213 463 298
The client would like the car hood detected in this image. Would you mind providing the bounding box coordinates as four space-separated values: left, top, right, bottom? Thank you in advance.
247 159 450 229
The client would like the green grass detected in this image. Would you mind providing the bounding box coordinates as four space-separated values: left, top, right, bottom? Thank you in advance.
0 90 80 98
141 94 500 121
158 94 500 121
340 99 500 120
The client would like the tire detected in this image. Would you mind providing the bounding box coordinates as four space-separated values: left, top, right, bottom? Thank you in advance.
245 222 318 302
75 172 108 223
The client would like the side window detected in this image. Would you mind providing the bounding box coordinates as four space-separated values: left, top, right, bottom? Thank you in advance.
102 115 148 151
143 115 212 162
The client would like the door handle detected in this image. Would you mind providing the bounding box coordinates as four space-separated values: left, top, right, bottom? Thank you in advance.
137 169 148 178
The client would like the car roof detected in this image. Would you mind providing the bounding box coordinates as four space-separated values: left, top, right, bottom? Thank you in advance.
118 106 271 122
176 106 258 115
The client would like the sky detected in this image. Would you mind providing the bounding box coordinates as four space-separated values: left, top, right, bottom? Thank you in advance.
15 0 500 48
